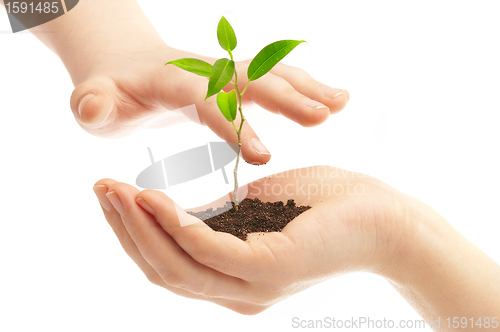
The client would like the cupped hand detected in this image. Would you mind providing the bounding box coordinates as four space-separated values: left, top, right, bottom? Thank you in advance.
92 166 412 314
71 44 349 165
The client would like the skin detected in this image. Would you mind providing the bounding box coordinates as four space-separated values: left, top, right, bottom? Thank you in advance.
1 0 349 165
4 0 498 328
93 166 500 330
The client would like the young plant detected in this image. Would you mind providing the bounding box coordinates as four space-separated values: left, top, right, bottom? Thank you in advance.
166 16 305 210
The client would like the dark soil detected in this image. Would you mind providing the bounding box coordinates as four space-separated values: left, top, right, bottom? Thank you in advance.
187 198 311 241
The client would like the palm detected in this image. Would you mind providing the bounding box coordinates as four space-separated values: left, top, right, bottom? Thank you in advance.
200 166 406 285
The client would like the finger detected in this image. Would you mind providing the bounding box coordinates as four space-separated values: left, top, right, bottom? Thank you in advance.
106 182 251 300
70 77 117 132
270 63 350 114
158 66 271 165
93 181 268 313
93 179 172 289
70 76 150 139
136 187 300 307
136 189 258 277
243 71 331 127
199 95 272 166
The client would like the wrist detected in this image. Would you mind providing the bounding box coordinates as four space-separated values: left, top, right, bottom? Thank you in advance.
63 36 168 85
378 196 450 283
29 0 166 85
379 195 500 320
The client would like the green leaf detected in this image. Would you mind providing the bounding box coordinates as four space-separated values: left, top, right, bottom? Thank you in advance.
205 58 235 100
216 90 238 122
165 58 213 77
217 16 237 52
247 40 306 81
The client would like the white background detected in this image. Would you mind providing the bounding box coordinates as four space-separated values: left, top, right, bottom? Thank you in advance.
1 1 499 331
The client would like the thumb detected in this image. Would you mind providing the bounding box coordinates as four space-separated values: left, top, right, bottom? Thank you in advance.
70 77 115 131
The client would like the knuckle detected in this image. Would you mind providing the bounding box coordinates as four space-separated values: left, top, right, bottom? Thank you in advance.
236 61 250 70
114 228 130 243
230 303 268 315
126 229 143 243
252 291 279 306
146 274 165 287
294 67 313 81
294 67 308 76
280 85 298 99
192 247 218 269
162 63 186 78
251 279 293 305
190 277 214 297
157 269 185 289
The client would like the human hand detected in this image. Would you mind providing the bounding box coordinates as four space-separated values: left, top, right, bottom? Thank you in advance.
25 0 348 166
70 43 349 165
92 166 409 314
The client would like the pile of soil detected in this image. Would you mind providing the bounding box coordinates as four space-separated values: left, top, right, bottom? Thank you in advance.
187 198 311 241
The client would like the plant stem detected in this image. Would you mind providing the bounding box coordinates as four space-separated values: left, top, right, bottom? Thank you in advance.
231 63 245 211
233 129 241 210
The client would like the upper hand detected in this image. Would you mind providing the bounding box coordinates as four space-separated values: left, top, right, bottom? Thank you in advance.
71 45 350 165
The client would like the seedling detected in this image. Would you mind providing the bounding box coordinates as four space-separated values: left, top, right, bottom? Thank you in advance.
166 16 305 210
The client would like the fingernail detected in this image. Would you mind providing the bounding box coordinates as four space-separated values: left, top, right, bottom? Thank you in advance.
78 94 96 117
342 89 350 101
323 87 348 101
303 98 329 111
93 185 113 211
106 191 124 215
250 138 271 156
136 198 155 215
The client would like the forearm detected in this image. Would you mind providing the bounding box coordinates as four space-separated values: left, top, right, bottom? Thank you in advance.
25 0 165 84
388 199 500 330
